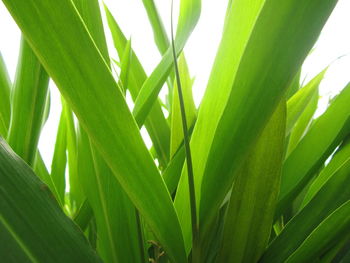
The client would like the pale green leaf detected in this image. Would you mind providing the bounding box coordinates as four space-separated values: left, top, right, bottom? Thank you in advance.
0 52 11 137
2 1 186 261
7 38 49 166
105 7 171 168
277 83 350 217
132 0 201 125
216 101 286 263
286 68 326 135
50 110 67 205
261 147 350 262
301 137 350 208
287 90 318 156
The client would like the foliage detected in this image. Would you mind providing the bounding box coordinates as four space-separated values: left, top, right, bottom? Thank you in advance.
0 0 349 262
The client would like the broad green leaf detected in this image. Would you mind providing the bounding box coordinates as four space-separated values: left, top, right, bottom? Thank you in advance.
285 201 350 263
170 53 196 158
260 148 350 263
301 137 350 208
72 0 109 65
7 37 49 166
4 38 54 199
0 138 101 263
175 0 337 250
276 83 350 217
105 7 170 168
216 101 286 263
199 0 337 235
73 2 145 260
286 68 326 135
132 0 201 125
174 0 268 251
2 1 186 261
287 90 318 156
50 110 67 205
0 52 11 137
77 127 144 263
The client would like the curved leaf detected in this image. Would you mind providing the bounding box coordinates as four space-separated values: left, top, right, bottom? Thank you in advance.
277 83 350 217
287 90 318 156
132 0 201 125
260 146 350 263
1 1 186 261
7 37 49 166
301 138 350 208
105 7 170 168
285 201 350 263
0 138 101 263
199 0 337 235
286 68 326 135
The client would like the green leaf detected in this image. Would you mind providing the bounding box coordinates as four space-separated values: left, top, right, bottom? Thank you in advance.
7 37 49 166
285 201 350 263
163 145 186 194
50 110 67 205
77 126 144 263
105 6 170 168
301 137 350 208
141 0 170 55
119 39 132 94
170 52 196 158
0 138 101 263
174 0 268 251
216 101 286 263
0 52 11 137
63 101 84 210
140 0 175 110
71 0 109 65
286 68 326 135
287 90 319 156
175 0 337 250
318 232 350 263
277 83 350 217
2 1 186 261
74 3 155 261
285 69 301 99
199 0 337 234
73 199 93 232
34 153 58 203
260 145 350 263
132 0 201 125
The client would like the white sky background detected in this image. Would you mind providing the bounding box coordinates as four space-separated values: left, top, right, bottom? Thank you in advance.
0 0 350 169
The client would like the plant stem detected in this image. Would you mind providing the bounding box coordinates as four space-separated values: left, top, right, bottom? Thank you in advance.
170 1 199 262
